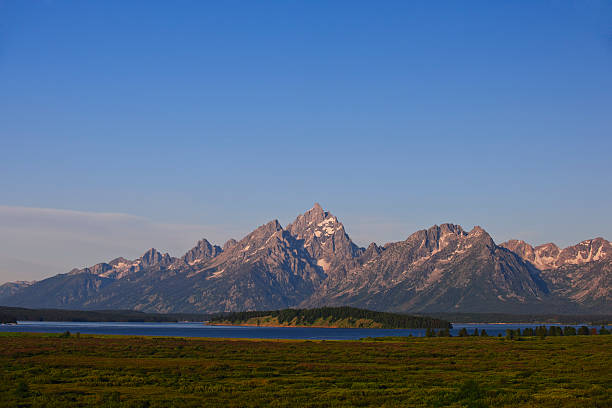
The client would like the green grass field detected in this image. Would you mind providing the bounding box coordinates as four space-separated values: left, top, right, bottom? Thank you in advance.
1 333 610 407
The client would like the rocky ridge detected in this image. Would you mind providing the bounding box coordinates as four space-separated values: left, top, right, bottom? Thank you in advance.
501 238 612 270
501 238 612 310
0 204 609 314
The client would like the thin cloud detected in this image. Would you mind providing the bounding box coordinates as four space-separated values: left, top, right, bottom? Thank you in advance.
0 206 242 283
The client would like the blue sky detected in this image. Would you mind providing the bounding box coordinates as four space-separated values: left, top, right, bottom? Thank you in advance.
1 1 611 281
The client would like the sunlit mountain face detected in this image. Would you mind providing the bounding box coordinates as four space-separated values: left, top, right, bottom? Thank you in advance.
1 205 609 315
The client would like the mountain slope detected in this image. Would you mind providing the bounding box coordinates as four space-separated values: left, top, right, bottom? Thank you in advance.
169 219 327 312
501 238 612 270
305 224 564 313
0 204 609 314
182 239 223 265
501 238 612 312
0 281 34 299
285 203 364 273
2 273 115 309
0 218 328 313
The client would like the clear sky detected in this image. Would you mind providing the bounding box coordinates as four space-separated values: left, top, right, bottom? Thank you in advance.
1 1 611 282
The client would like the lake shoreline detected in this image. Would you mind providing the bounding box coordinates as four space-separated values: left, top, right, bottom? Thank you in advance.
205 322 388 329
208 321 598 327
2 321 609 341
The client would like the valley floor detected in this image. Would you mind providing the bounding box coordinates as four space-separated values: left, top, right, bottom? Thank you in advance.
0 333 610 407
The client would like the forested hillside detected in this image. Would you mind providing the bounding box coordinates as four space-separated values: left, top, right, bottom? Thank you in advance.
208 307 451 329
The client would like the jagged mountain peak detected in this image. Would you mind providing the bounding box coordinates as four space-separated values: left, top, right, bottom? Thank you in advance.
109 257 130 267
288 204 339 237
140 248 173 268
286 204 363 266
72 248 176 277
467 225 495 247
590 237 608 244
468 225 488 237
365 242 383 254
291 203 329 228
87 262 114 276
535 242 560 251
0 280 34 299
305 221 556 314
405 223 467 250
438 223 466 234
424 223 466 241
556 238 612 266
358 242 384 263
177 215 326 311
375 223 498 272
222 238 238 251
501 240 537 264
142 248 158 256
504 239 531 247
575 237 609 248
312 202 324 213
183 238 222 265
243 219 283 242
502 236 612 270
1 205 609 315
212 220 285 260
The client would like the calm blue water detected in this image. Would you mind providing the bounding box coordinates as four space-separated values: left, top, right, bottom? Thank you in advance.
0 321 607 340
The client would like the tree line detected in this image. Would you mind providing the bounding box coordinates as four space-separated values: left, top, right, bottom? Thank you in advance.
426 313 610 325
0 306 213 323
423 325 611 338
210 307 452 329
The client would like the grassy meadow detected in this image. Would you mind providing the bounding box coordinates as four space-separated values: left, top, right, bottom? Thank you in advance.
0 332 610 407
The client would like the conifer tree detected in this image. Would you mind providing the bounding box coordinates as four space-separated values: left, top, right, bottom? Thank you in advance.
535 326 547 339
577 326 590 335
437 328 450 337
563 326 576 336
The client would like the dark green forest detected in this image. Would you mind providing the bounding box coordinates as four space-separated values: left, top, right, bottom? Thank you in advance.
2 306 609 327
427 312 611 325
0 306 211 323
209 307 451 329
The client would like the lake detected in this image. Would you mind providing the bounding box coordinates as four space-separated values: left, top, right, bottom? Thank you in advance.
0 321 607 340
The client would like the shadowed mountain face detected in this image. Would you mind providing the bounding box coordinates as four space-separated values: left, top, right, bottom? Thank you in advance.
304 224 558 313
182 239 222 265
500 238 612 310
0 205 609 314
175 220 327 312
0 281 33 299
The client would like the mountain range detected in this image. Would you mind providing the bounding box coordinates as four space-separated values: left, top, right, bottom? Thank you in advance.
1 204 610 314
